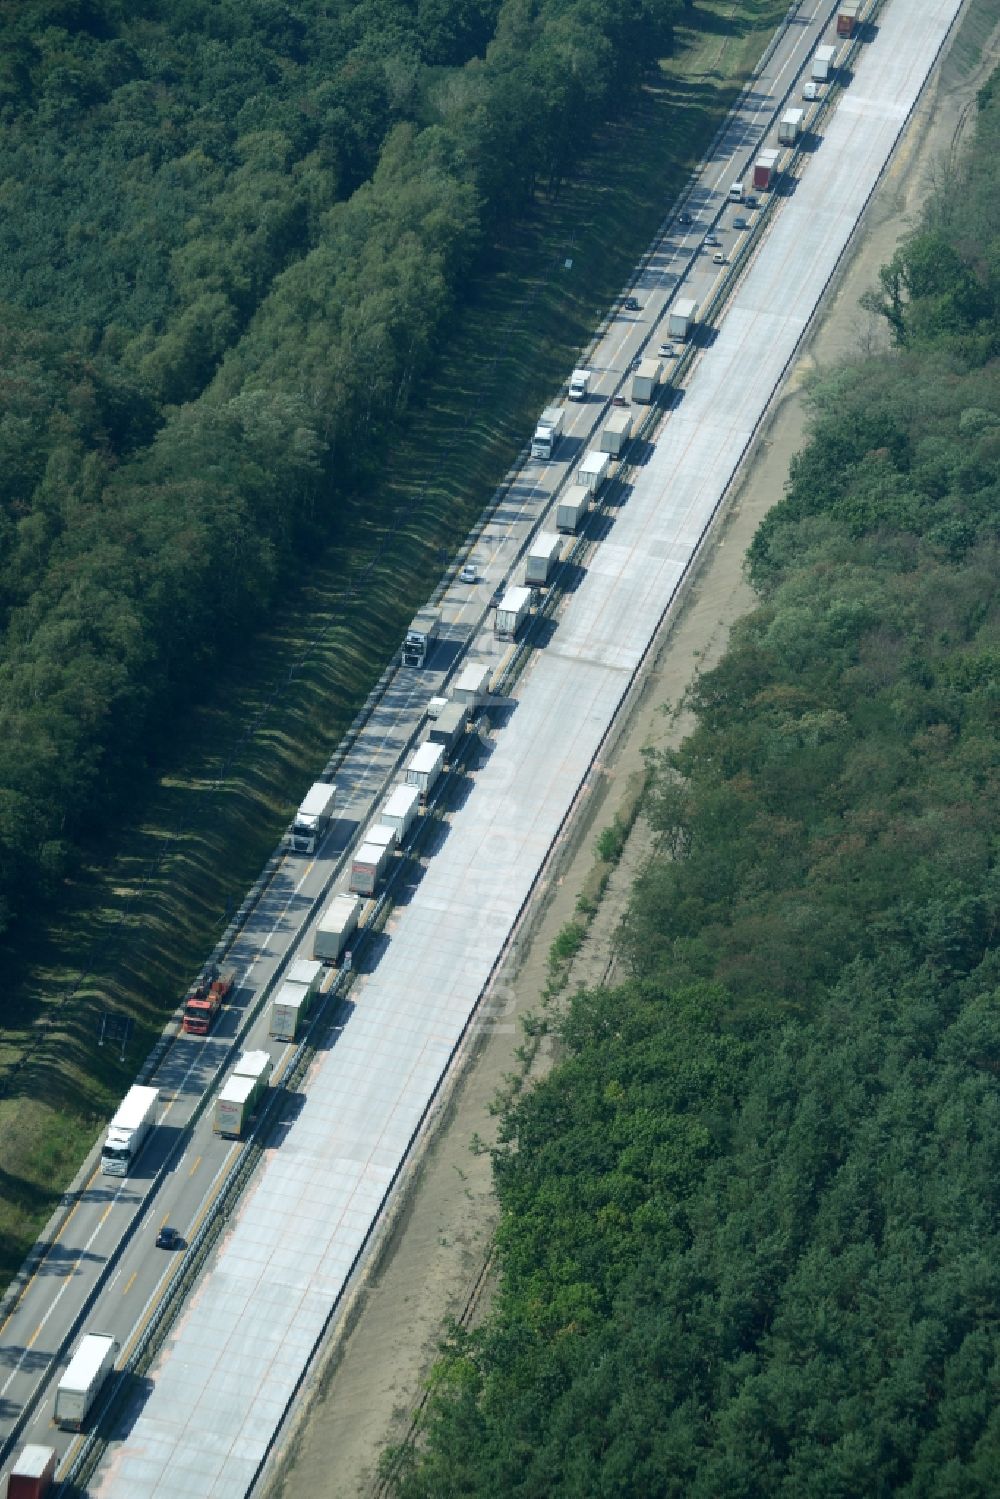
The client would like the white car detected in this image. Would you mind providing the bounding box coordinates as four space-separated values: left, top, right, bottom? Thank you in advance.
802 80 819 101
459 563 478 584
713 252 727 265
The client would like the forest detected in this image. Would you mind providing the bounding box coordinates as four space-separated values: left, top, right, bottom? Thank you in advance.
387 66 1000 1499
0 0 680 944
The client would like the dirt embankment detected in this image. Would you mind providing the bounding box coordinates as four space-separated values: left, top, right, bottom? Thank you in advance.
265 10 1000 1495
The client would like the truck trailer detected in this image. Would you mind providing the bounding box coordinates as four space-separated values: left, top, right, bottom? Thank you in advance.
667 297 698 340
101 1085 159 1177
778 107 804 145
451 661 491 707
54 1334 118 1431
349 831 396 897
579 450 611 492
5 1444 56 1499
402 607 439 668
530 405 564 460
379 783 421 841
494 586 533 641
289 781 337 854
556 483 591 534
631 358 662 404
312 892 362 965
600 409 633 458
268 962 324 1042
182 963 236 1036
753 148 781 191
812 43 837 79
428 701 469 759
837 2 860 35
214 1050 272 1137
405 741 445 800
524 532 562 586
568 368 591 401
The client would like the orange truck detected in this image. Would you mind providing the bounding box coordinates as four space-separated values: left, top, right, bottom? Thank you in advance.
182 964 236 1036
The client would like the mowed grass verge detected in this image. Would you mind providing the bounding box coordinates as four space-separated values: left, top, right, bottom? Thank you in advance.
0 0 786 1292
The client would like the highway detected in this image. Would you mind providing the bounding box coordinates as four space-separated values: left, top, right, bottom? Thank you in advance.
0 0 962 1491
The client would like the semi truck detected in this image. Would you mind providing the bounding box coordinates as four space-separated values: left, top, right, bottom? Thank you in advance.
837 2 859 35
214 1050 272 1137
379 783 421 841
268 961 323 1041
494 585 533 641
778 107 804 145
428 701 469 759
600 409 632 458
402 607 439 668
631 358 662 404
556 483 591 534
312 892 361 965
579 450 611 492
524 532 561 586
812 43 837 79
349 829 396 897
753 148 781 191
667 298 698 340
101 1085 159 1177
568 368 591 401
182 963 236 1036
5 1445 56 1499
289 781 337 854
451 661 491 706
54 1334 118 1431
405 741 445 800
530 405 564 460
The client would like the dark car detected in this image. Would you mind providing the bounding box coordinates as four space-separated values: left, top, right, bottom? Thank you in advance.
745 194 758 208
623 295 641 312
156 1225 183 1250
677 211 693 226
733 215 749 230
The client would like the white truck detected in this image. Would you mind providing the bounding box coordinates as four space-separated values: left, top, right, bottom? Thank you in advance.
54 1334 119 1431
312 892 362 965
812 43 836 80
530 405 564 460
524 532 562 586
428 701 469 759
494 585 533 641
268 959 324 1040
600 409 632 458
289 781 337 854
214 1050 272 1137
101 1085 159 1177
451 661 491 707
404 741 445 800
580 450 611 492
556 483 591 534
568 368 591 401
778 107 804 145
668 297 698 341
379 783 421 841
402 606 439 668
349 827 397 897
631 358 662 404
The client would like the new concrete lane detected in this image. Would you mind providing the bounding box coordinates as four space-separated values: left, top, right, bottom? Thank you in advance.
85 2 964 1495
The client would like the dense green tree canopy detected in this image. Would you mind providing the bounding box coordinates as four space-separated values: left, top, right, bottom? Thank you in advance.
0 0 680 943
387 67 1000 1499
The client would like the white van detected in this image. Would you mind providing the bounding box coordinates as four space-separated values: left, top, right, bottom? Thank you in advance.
802 80 819 101
728 180 744 202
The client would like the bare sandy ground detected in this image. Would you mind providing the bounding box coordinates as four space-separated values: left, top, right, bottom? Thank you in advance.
264 11 1000 1495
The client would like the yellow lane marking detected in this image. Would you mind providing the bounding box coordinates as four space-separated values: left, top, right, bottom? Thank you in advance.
188 1155 202 1177
122 1271 137 1296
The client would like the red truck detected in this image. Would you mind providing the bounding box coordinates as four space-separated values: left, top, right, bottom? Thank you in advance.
837 3 860 36
181 964 236 1035
753 148 781 192
6 1445 56 1499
